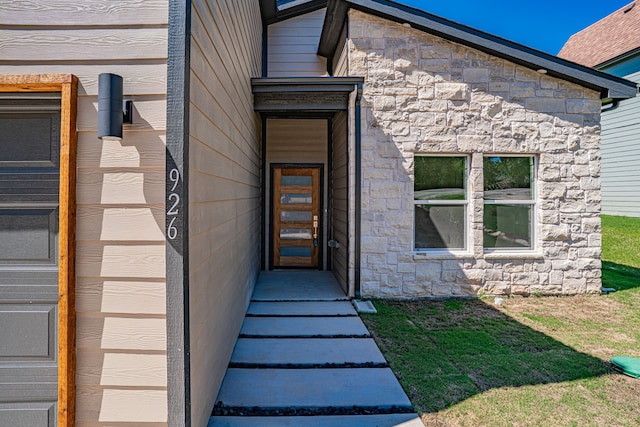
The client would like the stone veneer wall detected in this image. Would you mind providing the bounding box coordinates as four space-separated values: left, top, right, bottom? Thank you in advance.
348 10 603 297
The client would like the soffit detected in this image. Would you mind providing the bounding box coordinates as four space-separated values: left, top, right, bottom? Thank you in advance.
252 77 363 112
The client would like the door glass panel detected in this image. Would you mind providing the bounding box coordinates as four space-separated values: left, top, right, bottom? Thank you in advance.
280 246 312 257
281 193 312 204
281 175 312 186
280 229 312 240
281 211 312 222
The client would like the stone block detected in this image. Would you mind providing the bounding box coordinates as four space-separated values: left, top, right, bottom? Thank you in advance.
563 278 587 293
463 68 490 83
484 281 510 295
567 99 601 114
525 98 565 113
435 82 469 100
373 96 396 111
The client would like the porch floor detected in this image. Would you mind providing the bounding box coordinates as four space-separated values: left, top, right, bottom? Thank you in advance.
209 271 423 426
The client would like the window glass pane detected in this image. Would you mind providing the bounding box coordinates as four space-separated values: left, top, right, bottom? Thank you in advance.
281 193 312 204
414 156 466 200
483 204 532 249
484 156 533 200
280 246 312 257
280 229 312 240
415 205 465 250
280 211 312 222
281 175 312 186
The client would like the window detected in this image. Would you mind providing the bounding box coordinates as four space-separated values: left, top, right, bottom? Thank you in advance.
483 156 535 250
414 156 468 251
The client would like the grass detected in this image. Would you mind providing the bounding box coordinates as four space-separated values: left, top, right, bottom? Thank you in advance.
362 214 640 426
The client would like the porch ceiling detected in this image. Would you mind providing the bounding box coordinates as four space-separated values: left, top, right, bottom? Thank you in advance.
251 77 364 113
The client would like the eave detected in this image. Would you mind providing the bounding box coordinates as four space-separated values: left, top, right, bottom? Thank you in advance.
252 77 364 112
318 0 638 100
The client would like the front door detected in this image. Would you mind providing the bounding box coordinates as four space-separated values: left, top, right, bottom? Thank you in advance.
272 166 321 268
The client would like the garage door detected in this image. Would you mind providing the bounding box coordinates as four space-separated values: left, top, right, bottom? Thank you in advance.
0 93 61 427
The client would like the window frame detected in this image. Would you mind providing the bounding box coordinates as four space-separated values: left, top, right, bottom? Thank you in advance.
413 154 470 253
482 155 537 253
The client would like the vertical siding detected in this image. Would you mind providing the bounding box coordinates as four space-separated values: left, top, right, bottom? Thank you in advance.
0 1 169 425
601 70 640 217
266 119 329 268
188 1 263 426
267 8 328 77
331 112 349 292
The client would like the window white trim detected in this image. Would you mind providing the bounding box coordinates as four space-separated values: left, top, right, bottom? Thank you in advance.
413 154 470 253
482 155 537 253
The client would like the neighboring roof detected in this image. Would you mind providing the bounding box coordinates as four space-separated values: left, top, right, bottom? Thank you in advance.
558 2 640 68
261 0 327 24
318 0 638 100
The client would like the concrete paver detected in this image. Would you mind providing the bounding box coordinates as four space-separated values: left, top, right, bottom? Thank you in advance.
216 368 413 409
230 337 387 366
247 300 357 316
240 316 370 337
252 271 348 301
209 414 424 426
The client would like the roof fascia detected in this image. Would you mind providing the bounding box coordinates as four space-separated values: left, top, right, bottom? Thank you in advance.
260 0 277 23
319 0 638 100
261 0 328 25
595 47 640 70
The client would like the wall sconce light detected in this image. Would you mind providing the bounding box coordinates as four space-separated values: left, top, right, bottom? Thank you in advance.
98 73 133 140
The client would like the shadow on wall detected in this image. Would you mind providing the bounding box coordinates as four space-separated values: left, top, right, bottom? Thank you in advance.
363 299 610 414
74 98 168 424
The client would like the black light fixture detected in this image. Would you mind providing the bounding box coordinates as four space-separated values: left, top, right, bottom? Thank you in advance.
98 73 133 140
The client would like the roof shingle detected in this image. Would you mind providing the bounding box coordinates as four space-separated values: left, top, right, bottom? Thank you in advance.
558 1 640 67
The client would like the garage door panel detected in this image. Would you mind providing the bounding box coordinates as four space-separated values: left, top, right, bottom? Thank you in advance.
0 174 60 203
0 402 56 427
0 271 58 302
0 112 60 168
0 209 58 264
0 304 57 359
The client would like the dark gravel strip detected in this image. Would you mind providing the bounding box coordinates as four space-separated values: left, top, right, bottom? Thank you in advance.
211 403 415 417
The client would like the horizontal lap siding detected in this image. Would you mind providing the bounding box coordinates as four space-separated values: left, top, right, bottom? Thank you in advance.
188 1 263 426
267 8 328 77
0 1 169 425
601 70 640 217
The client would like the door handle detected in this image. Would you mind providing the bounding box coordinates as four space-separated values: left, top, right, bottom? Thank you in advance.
313 215 318 247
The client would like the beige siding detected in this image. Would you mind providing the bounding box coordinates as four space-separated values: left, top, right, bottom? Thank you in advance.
188 1 263 426
331 112 349 292
267 8 328 77
0 0 169 425
266 119 329 268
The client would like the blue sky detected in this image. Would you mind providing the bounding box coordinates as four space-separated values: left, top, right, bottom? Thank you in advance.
395 0 632 54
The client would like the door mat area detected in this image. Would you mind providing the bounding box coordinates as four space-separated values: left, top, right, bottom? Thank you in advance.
611 356 640 379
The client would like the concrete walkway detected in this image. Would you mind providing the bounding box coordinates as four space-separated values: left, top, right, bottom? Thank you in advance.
209 271 423 426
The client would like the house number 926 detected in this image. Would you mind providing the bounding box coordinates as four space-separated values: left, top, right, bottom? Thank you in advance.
167 168 180 240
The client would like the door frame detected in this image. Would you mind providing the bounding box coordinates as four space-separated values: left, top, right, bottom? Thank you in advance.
0 74 78 427
269 163 324 270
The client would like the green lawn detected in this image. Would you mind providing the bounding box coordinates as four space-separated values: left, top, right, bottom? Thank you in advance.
362 215 640 427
